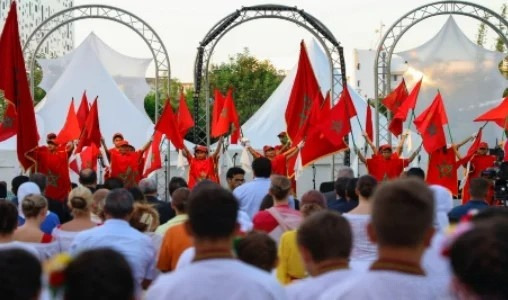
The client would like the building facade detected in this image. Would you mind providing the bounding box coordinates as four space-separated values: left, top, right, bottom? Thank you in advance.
0 0 74 57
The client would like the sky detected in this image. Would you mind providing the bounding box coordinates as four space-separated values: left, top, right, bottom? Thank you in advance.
73 0 507 82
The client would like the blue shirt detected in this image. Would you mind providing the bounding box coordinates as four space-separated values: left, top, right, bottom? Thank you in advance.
233 177 295 219
328 198 359 214
448 200 489 223
18 212 60 234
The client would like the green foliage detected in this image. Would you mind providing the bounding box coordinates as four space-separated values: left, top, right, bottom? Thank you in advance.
495 4 507 52
476 23 487 47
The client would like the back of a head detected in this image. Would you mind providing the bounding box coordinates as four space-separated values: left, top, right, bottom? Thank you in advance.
22 194 48 218
297 211 352 262
68 186 93 214
64 248 134 300
188 184 238 240
236 231 277 272
0 199 18 235
29 173 47 194
104 189 134 219
259 194 274 210
337 166 354 179
406 167 425 180
103 177 124 190
334 177 349 198
300 190 327 218
79 168 97 186
92 189 109 220
0 249 41 300
252 157 271 178
128 187 145 202
469 177 489 199
171 187 190 213
372 178 434 247
138 178 157 195
346 178 359 201
11 175 29 195
129 203 160 232
226 167 245 179
168 177 188 196
450 219 508 299
357 175 377 199
17 182 40 202
0 182 6 199
269 175 291 200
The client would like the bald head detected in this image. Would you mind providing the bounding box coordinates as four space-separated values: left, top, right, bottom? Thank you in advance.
79 168 97 187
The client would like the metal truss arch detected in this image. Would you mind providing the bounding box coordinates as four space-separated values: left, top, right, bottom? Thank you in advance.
374 1 508 146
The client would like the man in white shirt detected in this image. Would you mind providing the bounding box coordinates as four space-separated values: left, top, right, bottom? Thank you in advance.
147 183 286 300
320 178 438 299
286 211 354 300
70 188 156 290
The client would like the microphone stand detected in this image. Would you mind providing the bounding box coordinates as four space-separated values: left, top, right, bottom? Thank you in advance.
232 153 238 166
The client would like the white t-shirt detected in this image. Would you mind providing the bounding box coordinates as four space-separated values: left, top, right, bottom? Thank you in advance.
422 232 453 297
342 214 377 263
286 269 354 300
146 258 287 300
0 241 39 259
175 247 195 270
52 227 80 253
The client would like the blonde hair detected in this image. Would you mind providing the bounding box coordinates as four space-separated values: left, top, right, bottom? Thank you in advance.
129 203 160 232
22 194 48 218
269 175 291 200
68 186 93 214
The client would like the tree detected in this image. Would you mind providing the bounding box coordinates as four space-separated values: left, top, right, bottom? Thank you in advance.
495 4 507 52
476 22 487 47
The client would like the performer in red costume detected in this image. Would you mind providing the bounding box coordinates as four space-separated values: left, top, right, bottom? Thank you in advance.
246 143 300 176
183 137 223 189
102 132 125 162
363 131 409 159
109 140 151 187
461 142 497 204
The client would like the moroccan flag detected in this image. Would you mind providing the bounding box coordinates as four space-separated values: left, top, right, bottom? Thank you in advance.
211 89 226 137
307 90 326 132
214 88 241 143
366 99 374 142
142 130 163 178
426 147 459 196
474 97 508 129
382 78 408 113
0 2 39 170
55 98 81 144
285 41 321 144
76 91 90 130
456 128 483 167
75 97 101 153
414 92 447 153
32 148 71 201
177 91 194 136
155 100 184 150
389 78 422 136
69 144 100 174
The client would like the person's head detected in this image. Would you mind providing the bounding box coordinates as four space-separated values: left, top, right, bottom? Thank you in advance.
0 199 18 236
259 194 274 210
0 181 6 199
129 203 160 232
297 211 352 275
477 142 489 156
46 133 57 151
263 145 276 159
269 175 291 201
112 133 124 147
236 231 277 272
337 166 354 179
91 188 109 221
469 178 489 200
64 248 134 300
118 141 132 154
22 194 48 221
194 145 209 160
138 178 158 196
252 157 271 178
406 167 425 180
169 177 188 197
300 190 327 218
356 175 377 200
277 132 288 145
186 183 238 241
345 178 359 201
450 219 508 300
171 187 190 214
67 186 93 216
379 144 393 159
104 188 134 220
79 168 97 187
29 173 47 194
103 177 124 190
369 178 434 250
11 175 29 196
0 249 41 300
226 167 245 190
128 187 145 203
334 177 349 198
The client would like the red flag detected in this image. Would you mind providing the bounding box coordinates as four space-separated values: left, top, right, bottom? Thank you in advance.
75 97 101 153
456 128 483 167
155 100 184 150
474 97 508 129
214 88 241 143
382 78 408 113
69 144 100 174
142 130 163 178
426 147 459 196
389 78 423 137
366 99 374 142
285 41 321 144
76 91 89 130
0 2 39 169
414 92 447 153
55 98 81 144
177 91 194 136
211 89 226 137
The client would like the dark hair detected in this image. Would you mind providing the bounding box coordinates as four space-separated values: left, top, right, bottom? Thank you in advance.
128 187 145 203
188 184 238 239
29 173 47 194
0 249 41 300
252 157 271 178
103 177 124 190
236 231 277 272
450 219 508 299
0 181 7 198
0 199 18 235
171 187 190 213
79 168 97 186
334 177 349 198
11 176 29 196
372 178 434 247
259 194 274 210
346 178 359 201
226 167 245 179
473 207 508 223
297 211 352 262
406 167 425 180
169 177 188 196
356 175 377 198
300 190 327 218
64 248 135 300
104 189 134 219
269 175 291 200
470 178 489 199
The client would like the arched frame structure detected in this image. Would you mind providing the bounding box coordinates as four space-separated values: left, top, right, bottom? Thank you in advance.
375 1 508 146
193 4 347 179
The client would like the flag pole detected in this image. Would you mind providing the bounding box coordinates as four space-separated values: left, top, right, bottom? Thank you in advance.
446 124 455 145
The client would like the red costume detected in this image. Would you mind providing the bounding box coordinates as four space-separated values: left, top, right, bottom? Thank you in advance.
366 157 409 181
462 154 496 204
187 156 218 188
426 147 458 196
30 147 71 202
110 150 143 188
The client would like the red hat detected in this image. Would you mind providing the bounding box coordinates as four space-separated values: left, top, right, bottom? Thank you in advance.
113 133 124 140
479 142 489 149
118 140 129 147
263 145 275 152
379 144 392 151
195 145 208 153
277 131 287 137
46 133 57 140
